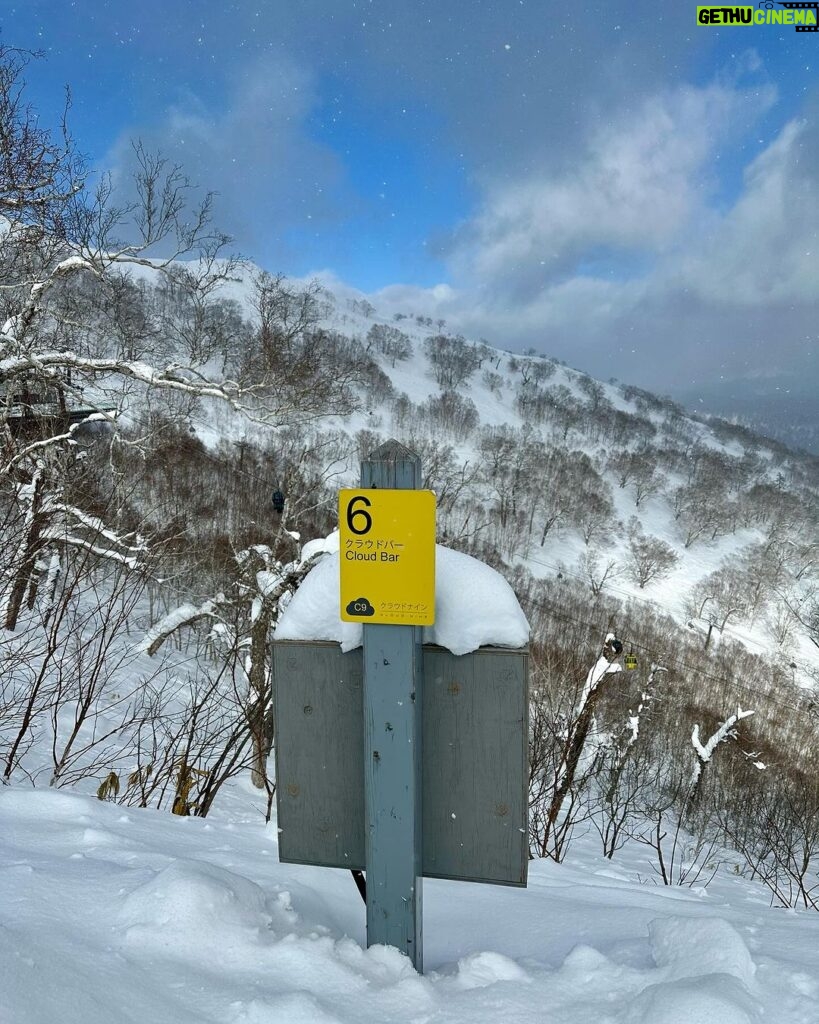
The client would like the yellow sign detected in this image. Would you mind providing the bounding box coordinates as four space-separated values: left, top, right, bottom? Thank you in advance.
339 488 436 626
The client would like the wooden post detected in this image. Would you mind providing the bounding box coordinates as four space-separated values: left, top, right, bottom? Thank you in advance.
360 440 424 971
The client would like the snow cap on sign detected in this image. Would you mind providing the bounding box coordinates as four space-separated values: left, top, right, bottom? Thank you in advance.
275 543 529 656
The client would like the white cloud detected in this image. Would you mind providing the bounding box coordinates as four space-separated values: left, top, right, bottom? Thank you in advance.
104 56 347 257
676 118 818 305
448 81 777 294
359 78 816 392
102 48 815 395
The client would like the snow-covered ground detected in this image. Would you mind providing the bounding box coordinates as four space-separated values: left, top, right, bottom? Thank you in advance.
2 784 818 1024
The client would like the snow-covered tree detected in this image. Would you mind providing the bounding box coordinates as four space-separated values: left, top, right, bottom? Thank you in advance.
141 533 336 799
690 706 758 801
423 334 480 389
0 47 358 634
529 632 623 860
626 520 679 589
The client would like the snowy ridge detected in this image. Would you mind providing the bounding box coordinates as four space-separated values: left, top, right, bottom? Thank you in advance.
116 261 814 687
258 280 817 686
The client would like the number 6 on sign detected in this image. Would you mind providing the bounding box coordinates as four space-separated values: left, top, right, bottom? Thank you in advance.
339 488 436 626
346 495 373 535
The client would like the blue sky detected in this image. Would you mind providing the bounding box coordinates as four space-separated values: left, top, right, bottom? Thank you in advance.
3 1 818 395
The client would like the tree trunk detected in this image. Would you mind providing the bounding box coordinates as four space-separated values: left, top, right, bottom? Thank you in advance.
4 471 46 631
248 607 272 789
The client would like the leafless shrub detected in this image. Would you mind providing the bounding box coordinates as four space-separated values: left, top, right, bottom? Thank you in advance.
626 521 679 588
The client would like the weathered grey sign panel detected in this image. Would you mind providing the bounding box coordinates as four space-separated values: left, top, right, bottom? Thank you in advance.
272 640 528 886
422 646 528 885
273 641 365 869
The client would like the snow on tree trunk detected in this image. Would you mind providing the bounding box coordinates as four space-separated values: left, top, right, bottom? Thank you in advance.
690 707 754 800
540 634 623 857
2 466 45 631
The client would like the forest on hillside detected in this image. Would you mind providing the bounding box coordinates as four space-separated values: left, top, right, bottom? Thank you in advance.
2 44 819 911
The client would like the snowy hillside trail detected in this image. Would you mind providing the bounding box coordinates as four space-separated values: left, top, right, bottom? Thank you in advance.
2 787 818 1024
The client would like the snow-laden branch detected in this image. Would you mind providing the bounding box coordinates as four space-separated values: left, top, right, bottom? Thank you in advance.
0 179 84 206
0 350 247 408
0 413 109 478
53 501 146 555
0 254 97 350
626 664 668 747
39 527 145 570
139 597 226 657
140 535 333 660
691 707 754 787
577 637 622 717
